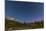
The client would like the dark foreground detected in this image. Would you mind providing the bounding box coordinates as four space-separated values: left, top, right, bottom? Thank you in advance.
5 19 44 31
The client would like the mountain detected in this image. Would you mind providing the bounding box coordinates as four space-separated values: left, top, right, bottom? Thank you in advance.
5 16 25 30
5 16 24 23
5 16 44 30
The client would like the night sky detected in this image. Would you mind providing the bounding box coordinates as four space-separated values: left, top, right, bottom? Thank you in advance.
5 1 44 23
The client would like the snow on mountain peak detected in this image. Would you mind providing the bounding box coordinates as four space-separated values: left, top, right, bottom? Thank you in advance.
5 16 16 20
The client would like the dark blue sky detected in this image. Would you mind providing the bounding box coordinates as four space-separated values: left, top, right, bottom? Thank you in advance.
5 1 44 23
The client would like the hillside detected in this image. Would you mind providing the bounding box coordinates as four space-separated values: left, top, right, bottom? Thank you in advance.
5 17 44 31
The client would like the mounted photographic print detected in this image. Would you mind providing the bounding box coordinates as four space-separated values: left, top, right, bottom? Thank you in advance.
5 0 44 31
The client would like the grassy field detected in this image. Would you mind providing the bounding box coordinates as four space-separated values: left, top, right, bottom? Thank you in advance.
5 19 44 30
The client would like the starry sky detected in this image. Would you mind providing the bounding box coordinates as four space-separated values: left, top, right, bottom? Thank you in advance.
5 1 44 23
